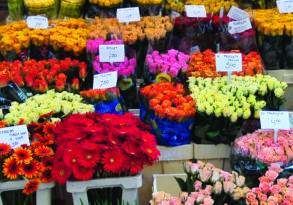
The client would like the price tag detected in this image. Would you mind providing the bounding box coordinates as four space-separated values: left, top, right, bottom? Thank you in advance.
216 53 242 72
185 5 207 18
0 125 30 149
227 6 249 20
99 45 125 63
26 16 48 29
93 71 118 89
171 11 181 18
228 18 252 34
117 7 141 23
260 111 290 143
277 0 293 13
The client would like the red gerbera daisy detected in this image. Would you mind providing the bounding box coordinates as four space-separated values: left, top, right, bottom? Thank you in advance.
77 149 99 168
13 147 32 164
20 160 40 179
40 168 53 183
63 148 79 168
3 157 20 180
42 157 54 168
34 145 54 158
52 161 71 184
0 143 11 156
72 164 94 181
127 159 143 175
23 179 40 195
102 149 127 174
142 146 160 161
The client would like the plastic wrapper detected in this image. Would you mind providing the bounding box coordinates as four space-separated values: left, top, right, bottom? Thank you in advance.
59 0 85 18
8 0 24 20
24 0 57 18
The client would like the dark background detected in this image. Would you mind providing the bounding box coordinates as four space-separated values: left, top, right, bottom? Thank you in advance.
0 0 7 23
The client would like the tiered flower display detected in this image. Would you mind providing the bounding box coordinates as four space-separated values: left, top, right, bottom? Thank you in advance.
52 112 159 183
187 50 264 78
0 58 87 93
188 75 287 143
140 83 196 146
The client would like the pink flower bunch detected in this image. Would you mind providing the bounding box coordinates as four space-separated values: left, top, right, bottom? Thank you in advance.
234 129 293 165
246 163 293 205
86 38 123 54
146 49 190 77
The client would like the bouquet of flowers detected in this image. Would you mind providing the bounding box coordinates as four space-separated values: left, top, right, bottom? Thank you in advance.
246 163 293 204
59 0 85 18
24 0 57 18
232 129 293 187
185 0 237 14
86 0 123 18
150 160 250 204
0 58 88 94
140 82 196 146
187 50 264 78
52 112 159 183
145 49 190 83
2 90 94 125
8 0 24 20
129 0 163 16
165 0 185 14
80 88 125 114
188 75 287 144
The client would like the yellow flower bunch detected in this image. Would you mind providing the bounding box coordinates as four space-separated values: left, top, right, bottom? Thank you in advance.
88 17 121 40
250 9 293 36
165 0 185 13
29 29 51 47
186 0 237 14
131 0 162 6
24 0 55 8
89 0 123 7
49 18 87 29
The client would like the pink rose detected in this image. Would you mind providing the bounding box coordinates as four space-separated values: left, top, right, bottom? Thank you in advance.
270 184 281 195
199 168 212 182
194 180 202 191
265 170 279 182
203 197 214 205
259 182 271 193
277 178 288 187
223 181 236 194
213 181 222 194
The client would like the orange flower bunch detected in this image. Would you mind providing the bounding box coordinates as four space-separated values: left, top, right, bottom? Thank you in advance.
141 83 195 121
49 18 87 29
0 121 55 195
80 88 120 102
187 49 264 78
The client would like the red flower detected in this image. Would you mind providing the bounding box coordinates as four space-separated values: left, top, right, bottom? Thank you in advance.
71 78 80 91
20 160 40 179
63 148 79 168
40 168 53 183
79 63 87 80
13 147 32 164
52 161 71 184
0 143 11 156
102 149 127 174
3 157 20 180
23 179 40 195
142 145 160 162
72 164 94 181
34 145 54 158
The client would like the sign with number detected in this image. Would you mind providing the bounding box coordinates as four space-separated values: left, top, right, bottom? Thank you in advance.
26 16 48 29
185 5 207 18
277 0 293 13
0 125 30 149
260 111 290 130
227 6 249 20
215 53 242 72
99 45 125 63
93 71 118 89
117 7 141 23
228 18 252 34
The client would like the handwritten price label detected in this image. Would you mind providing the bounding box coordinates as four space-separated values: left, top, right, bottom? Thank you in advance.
216 53 242 72
277 0 293 13
0 125 30 149
99 45 125 63
260 111 290 130
93 71 118 89
117 7 141 23
185 5 207 18
228 18 252 34
26 16 48 29
227 6 249 20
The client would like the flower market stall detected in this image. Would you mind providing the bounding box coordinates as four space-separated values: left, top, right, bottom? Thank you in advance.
0 1 293 205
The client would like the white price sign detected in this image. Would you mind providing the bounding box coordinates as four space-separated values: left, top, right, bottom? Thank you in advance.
185 5 207 18
0 125 30 149
216 53 242 72
277 0 293 13
227 6 249 20
99 45 125 63
93 71 118 89
260 111 290 130
228 18 252 34
117 7 141 23
26 16 48 29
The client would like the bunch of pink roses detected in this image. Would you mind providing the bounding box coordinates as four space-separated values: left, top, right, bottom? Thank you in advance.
234 129 293 165
246 163 293 205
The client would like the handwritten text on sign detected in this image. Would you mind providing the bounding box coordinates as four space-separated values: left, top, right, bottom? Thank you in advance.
93 71 118 89
26 16 48 29
227 6 249 20
260 111 290 130
277 0 293 13
0 125 30 149
117 7 141 23
228 18 252 34
185 5 207 18
99 45 125 63
216 53 242 72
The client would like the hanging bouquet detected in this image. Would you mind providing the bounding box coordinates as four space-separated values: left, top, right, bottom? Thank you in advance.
80 88 125 114
145 49 190 83
2 90 94 125
151 160 250 204
0 121 55 196
232 129 293 187
140 82 196 146
187 50 264 78
188 75 287 144
52 112 159 183
246 163 293 204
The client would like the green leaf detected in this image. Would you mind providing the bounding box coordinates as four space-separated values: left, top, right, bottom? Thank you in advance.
206 130 220 138
174 177 187 192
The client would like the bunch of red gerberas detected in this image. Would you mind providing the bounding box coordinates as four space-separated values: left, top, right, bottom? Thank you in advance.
0 58 87 93
0 122 55 195
52 112 160 184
